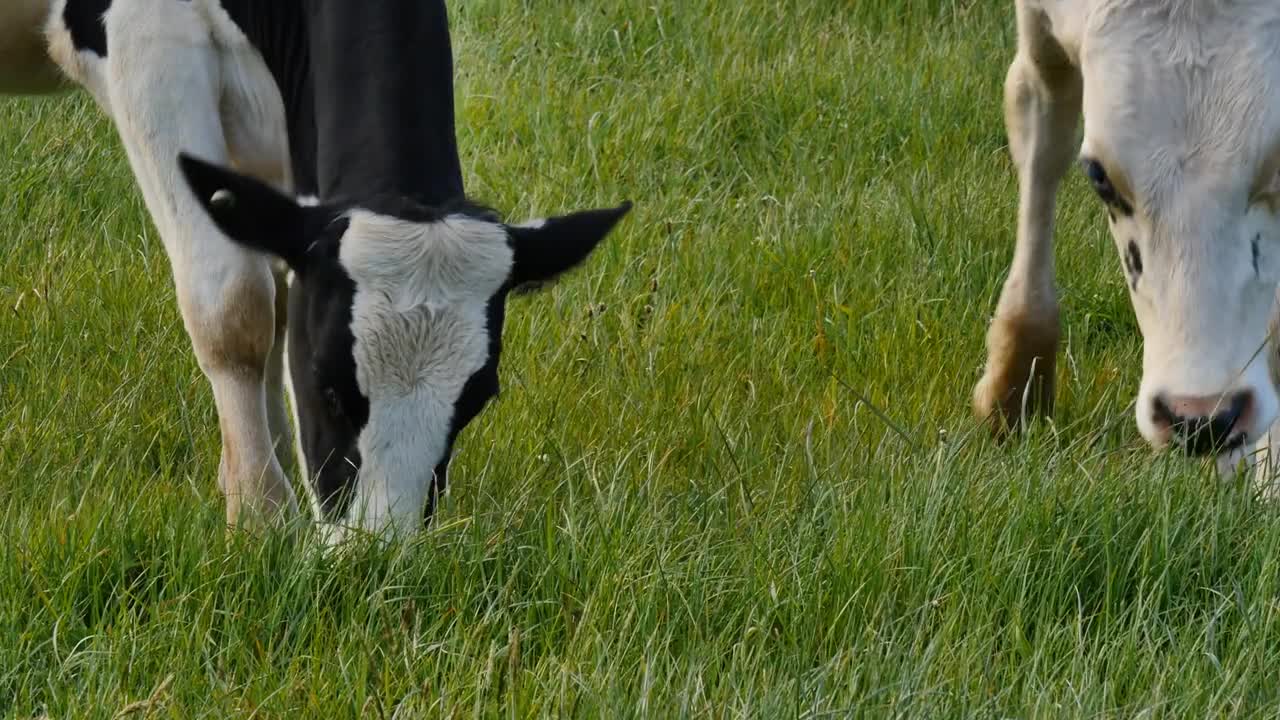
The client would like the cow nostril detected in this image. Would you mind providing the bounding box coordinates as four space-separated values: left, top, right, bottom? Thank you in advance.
1152 395 1177 431
1153 391 1251 456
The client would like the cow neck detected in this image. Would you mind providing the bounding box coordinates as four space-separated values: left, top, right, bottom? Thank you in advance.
215 0 317 195
305 0 466 210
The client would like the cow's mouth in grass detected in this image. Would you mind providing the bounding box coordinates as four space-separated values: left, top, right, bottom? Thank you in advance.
1211 434 1257 479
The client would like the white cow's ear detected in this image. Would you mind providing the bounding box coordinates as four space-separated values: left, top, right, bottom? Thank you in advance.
178 153 331 270
507 201 632 288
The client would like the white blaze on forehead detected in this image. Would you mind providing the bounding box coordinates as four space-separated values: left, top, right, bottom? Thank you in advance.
337 211 510 535
338 210 510 399
339 211 513 311
1080 2 1280 202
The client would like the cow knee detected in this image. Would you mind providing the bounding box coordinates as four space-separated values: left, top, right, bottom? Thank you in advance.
181 258 278 380
178 254 298 524
1004 55 1080 172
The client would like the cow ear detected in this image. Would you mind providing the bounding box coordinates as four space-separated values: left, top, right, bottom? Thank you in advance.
507 201 632 288
178 153 321 269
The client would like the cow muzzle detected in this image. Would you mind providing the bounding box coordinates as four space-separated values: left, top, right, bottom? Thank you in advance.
1150 391 1252 457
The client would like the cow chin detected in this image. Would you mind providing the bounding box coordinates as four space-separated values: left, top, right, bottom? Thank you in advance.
1216 440 1257 479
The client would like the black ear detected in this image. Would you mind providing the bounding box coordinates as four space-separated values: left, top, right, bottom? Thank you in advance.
178 153 316 269
507 201 632 288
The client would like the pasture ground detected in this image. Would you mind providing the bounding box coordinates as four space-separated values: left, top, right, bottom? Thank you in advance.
4 1 1280 717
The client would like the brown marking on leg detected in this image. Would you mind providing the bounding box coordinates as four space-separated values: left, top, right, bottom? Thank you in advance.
181 261 299 528
184 270 278 374
973 308 1061 436
973 4 1079 438
93 22 298 529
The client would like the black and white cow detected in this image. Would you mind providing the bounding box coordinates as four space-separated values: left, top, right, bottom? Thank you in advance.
2 0 631 539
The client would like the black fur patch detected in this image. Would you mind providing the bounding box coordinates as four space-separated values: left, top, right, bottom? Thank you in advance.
63 0 112 57
1125 240 1143 289
1082 158 1133 217
424 290 507 526
283 217 370 519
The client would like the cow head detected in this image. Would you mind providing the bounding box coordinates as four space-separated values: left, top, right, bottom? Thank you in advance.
1078 4 1280 471
178 154 631 535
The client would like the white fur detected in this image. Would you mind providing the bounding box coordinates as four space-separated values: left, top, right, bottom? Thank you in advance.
1072 2 1280 453
978 0 1280 484
38 0 300 524
336 212 513 537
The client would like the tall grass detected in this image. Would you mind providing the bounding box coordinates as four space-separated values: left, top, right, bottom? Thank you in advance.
3 2 1279 717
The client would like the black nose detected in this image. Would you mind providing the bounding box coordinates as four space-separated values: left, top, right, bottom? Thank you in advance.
1152 392 1249 456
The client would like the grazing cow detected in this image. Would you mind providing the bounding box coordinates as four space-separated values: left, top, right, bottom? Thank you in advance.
3 0 630 538
974 0 1280 479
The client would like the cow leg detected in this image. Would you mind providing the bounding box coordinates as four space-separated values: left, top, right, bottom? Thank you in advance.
265 268 296 481
66 5 299 527
220 57 299 495
973 4 1081 435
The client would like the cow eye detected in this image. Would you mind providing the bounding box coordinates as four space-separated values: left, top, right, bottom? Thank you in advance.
1080 158 1133 216
1082 159 1113 197
323 386 343 416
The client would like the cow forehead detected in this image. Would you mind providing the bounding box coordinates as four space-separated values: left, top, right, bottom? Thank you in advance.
1084 0 1280 50
337 210 514 307
1080 2 1280 199
329 211 506 398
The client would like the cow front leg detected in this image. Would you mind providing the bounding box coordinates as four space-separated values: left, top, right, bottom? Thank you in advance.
175 258 297 527
264 265 298 483
973 7 1081 435
96 14 298 527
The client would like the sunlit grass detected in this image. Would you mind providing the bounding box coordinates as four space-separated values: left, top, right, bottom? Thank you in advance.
3 1 1280 717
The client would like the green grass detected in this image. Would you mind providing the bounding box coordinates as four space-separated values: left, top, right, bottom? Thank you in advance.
4 1 1280 716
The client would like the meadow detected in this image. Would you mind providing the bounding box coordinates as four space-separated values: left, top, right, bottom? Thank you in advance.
5 1 1280 716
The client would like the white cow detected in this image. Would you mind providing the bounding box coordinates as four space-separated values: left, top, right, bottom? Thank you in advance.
975 0 1280 479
